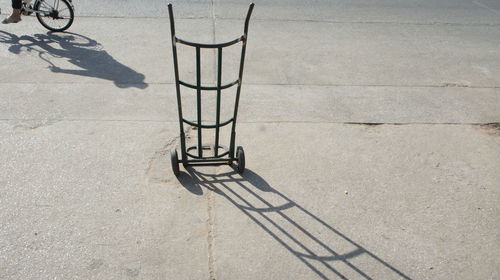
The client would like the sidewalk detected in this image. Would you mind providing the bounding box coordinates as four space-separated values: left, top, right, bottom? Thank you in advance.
0 1 499 279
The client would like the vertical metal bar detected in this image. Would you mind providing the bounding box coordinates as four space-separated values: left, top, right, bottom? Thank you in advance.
168 4 187 163
215 47 222 157
196 47 203 158
230 3 254 158
244 3 255 35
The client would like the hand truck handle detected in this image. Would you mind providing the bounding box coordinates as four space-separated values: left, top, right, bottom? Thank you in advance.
244 3 255 36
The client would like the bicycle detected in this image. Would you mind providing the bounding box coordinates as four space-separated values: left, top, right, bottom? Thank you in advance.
20 0 74 32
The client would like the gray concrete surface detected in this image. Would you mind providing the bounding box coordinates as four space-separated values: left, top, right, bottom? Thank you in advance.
0 0 499 279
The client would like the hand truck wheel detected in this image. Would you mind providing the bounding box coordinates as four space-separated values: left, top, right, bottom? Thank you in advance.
235 146 245 174
171 149 180 177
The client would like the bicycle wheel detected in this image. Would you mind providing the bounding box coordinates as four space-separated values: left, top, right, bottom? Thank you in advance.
35 0 74 32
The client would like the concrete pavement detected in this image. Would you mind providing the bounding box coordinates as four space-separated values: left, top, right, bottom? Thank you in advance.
0 0 499 279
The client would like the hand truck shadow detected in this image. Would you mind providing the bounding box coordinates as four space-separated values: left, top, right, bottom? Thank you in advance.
0 30 147 89
178 168 412 280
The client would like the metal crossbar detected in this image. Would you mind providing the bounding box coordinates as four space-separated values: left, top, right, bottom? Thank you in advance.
168 3 254 172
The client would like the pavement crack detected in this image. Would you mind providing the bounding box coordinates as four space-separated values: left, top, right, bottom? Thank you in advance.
439 82 471 88
145 126 192 182
12 119 60 131
207 2 218 277
480 122 500 136
2 81 498 89
344 122 500 126
216 16 500 26
206 188 217 280
70 15 500 26
481 122 500 129
345 122 384 126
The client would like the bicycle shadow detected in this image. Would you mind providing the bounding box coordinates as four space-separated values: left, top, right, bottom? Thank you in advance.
0 30 147 89
178 167 413 280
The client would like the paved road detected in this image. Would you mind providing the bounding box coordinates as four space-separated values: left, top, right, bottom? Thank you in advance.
1 0 499 279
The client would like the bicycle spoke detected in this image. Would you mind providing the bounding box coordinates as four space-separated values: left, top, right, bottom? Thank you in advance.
35 0 74 31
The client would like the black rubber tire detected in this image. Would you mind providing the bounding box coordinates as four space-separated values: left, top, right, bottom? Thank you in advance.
35 0 74 32
171 149 180 177
236 146 245 174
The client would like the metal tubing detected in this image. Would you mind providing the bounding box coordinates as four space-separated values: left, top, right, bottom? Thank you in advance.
186 151 230 159
179 79 238 91
244 3 255 35
230 3 254 157
185 162 236 167
168 3 187 163
215 47 223 157
186 144 230 159
186 158 236 163
168 3 254 166
183 118 233 129
196 47 203 158
176 37 244 49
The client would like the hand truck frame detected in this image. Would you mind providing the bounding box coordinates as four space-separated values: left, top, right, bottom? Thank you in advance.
168 3 255 176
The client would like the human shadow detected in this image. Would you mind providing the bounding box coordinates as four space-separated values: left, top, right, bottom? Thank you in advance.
178 167 413 280
0 30 147 89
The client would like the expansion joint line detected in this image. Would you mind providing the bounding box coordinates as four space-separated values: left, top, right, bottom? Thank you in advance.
206 183 217 280
207 2 217 279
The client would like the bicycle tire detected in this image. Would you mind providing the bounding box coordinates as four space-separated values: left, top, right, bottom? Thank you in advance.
35 0 74 32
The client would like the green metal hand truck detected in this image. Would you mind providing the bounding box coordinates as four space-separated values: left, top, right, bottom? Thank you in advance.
168 3 255 177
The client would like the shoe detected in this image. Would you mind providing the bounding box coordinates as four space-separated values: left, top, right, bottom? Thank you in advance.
2 17 22 24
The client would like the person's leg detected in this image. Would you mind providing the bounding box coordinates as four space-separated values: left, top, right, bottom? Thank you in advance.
2 0 22 24
12 0 23 9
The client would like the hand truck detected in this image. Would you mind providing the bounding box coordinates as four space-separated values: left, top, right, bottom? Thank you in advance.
168 3 255 176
